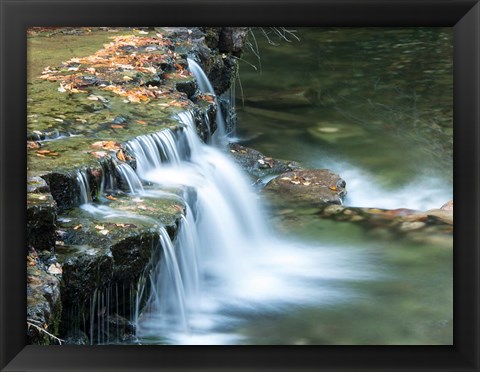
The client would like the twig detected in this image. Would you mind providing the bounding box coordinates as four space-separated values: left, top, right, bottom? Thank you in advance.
27 319 64 345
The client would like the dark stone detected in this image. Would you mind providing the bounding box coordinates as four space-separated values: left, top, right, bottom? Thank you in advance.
27 192 57 250
110 232 159 282
207 54 237 96
201 27 222 49
63 330 89 345
264 169 347 206
57 244 114 307
176 78 198 99
218 27 249 56
41 172 81 211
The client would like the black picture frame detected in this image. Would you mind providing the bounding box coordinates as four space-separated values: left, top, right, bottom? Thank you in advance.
1 0 478 371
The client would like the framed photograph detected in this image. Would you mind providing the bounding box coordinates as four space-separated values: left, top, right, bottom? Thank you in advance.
1 0 478 371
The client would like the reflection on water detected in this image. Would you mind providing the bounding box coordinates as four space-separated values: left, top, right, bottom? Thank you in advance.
230 27 452 345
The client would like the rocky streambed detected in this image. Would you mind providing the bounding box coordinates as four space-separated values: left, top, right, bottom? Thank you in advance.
26 27 247 344
26 27 453 345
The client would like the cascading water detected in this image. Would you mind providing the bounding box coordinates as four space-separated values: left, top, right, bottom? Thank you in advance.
125 110 376 344
76 61 377 345
186 59 227 143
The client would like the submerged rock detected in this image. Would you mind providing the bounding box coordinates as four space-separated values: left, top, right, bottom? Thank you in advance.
307 122 368 144
264 169 346 205
313 203 453 246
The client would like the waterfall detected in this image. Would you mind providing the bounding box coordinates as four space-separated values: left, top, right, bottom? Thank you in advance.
186 58 227 143
75 61 375 345
75 170 91 205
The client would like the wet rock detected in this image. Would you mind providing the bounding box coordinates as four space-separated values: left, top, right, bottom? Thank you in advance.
228 143 302 181
104 314 136 342
63 330 89 345
27 248 62 345
218 27 249 56
314 204 453 246
110 232 159 282
265 169 346 205
175 77 198 99
41 171 93 211
56 244 114 308
27 191 57 250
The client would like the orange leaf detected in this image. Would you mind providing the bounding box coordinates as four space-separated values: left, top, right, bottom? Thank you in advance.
116 150 126 162
111 124 125 129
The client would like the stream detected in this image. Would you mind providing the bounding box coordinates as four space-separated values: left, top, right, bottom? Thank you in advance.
27 27 453 345
227 27 453 345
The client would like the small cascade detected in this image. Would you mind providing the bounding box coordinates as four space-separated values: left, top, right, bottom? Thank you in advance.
71 61 375 345
187 58 227 143
114 162 144 195
97 157 144 196
126 129 189 178
75 170 92 205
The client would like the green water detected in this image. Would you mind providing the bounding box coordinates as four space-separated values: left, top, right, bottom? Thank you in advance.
236 27 453 190
232 28 453 344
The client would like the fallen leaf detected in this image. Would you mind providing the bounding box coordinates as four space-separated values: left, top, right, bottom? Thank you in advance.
106 195 117 201
111 124 125 129
135 120 147 125
95 225 105 230
36 150 51 155
27 141 40 149
99 230 109 235
91 141 121 150
116 150 126 162
303 181 312 186
36 153 46 158
73 224 82 230
328 186 338 191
